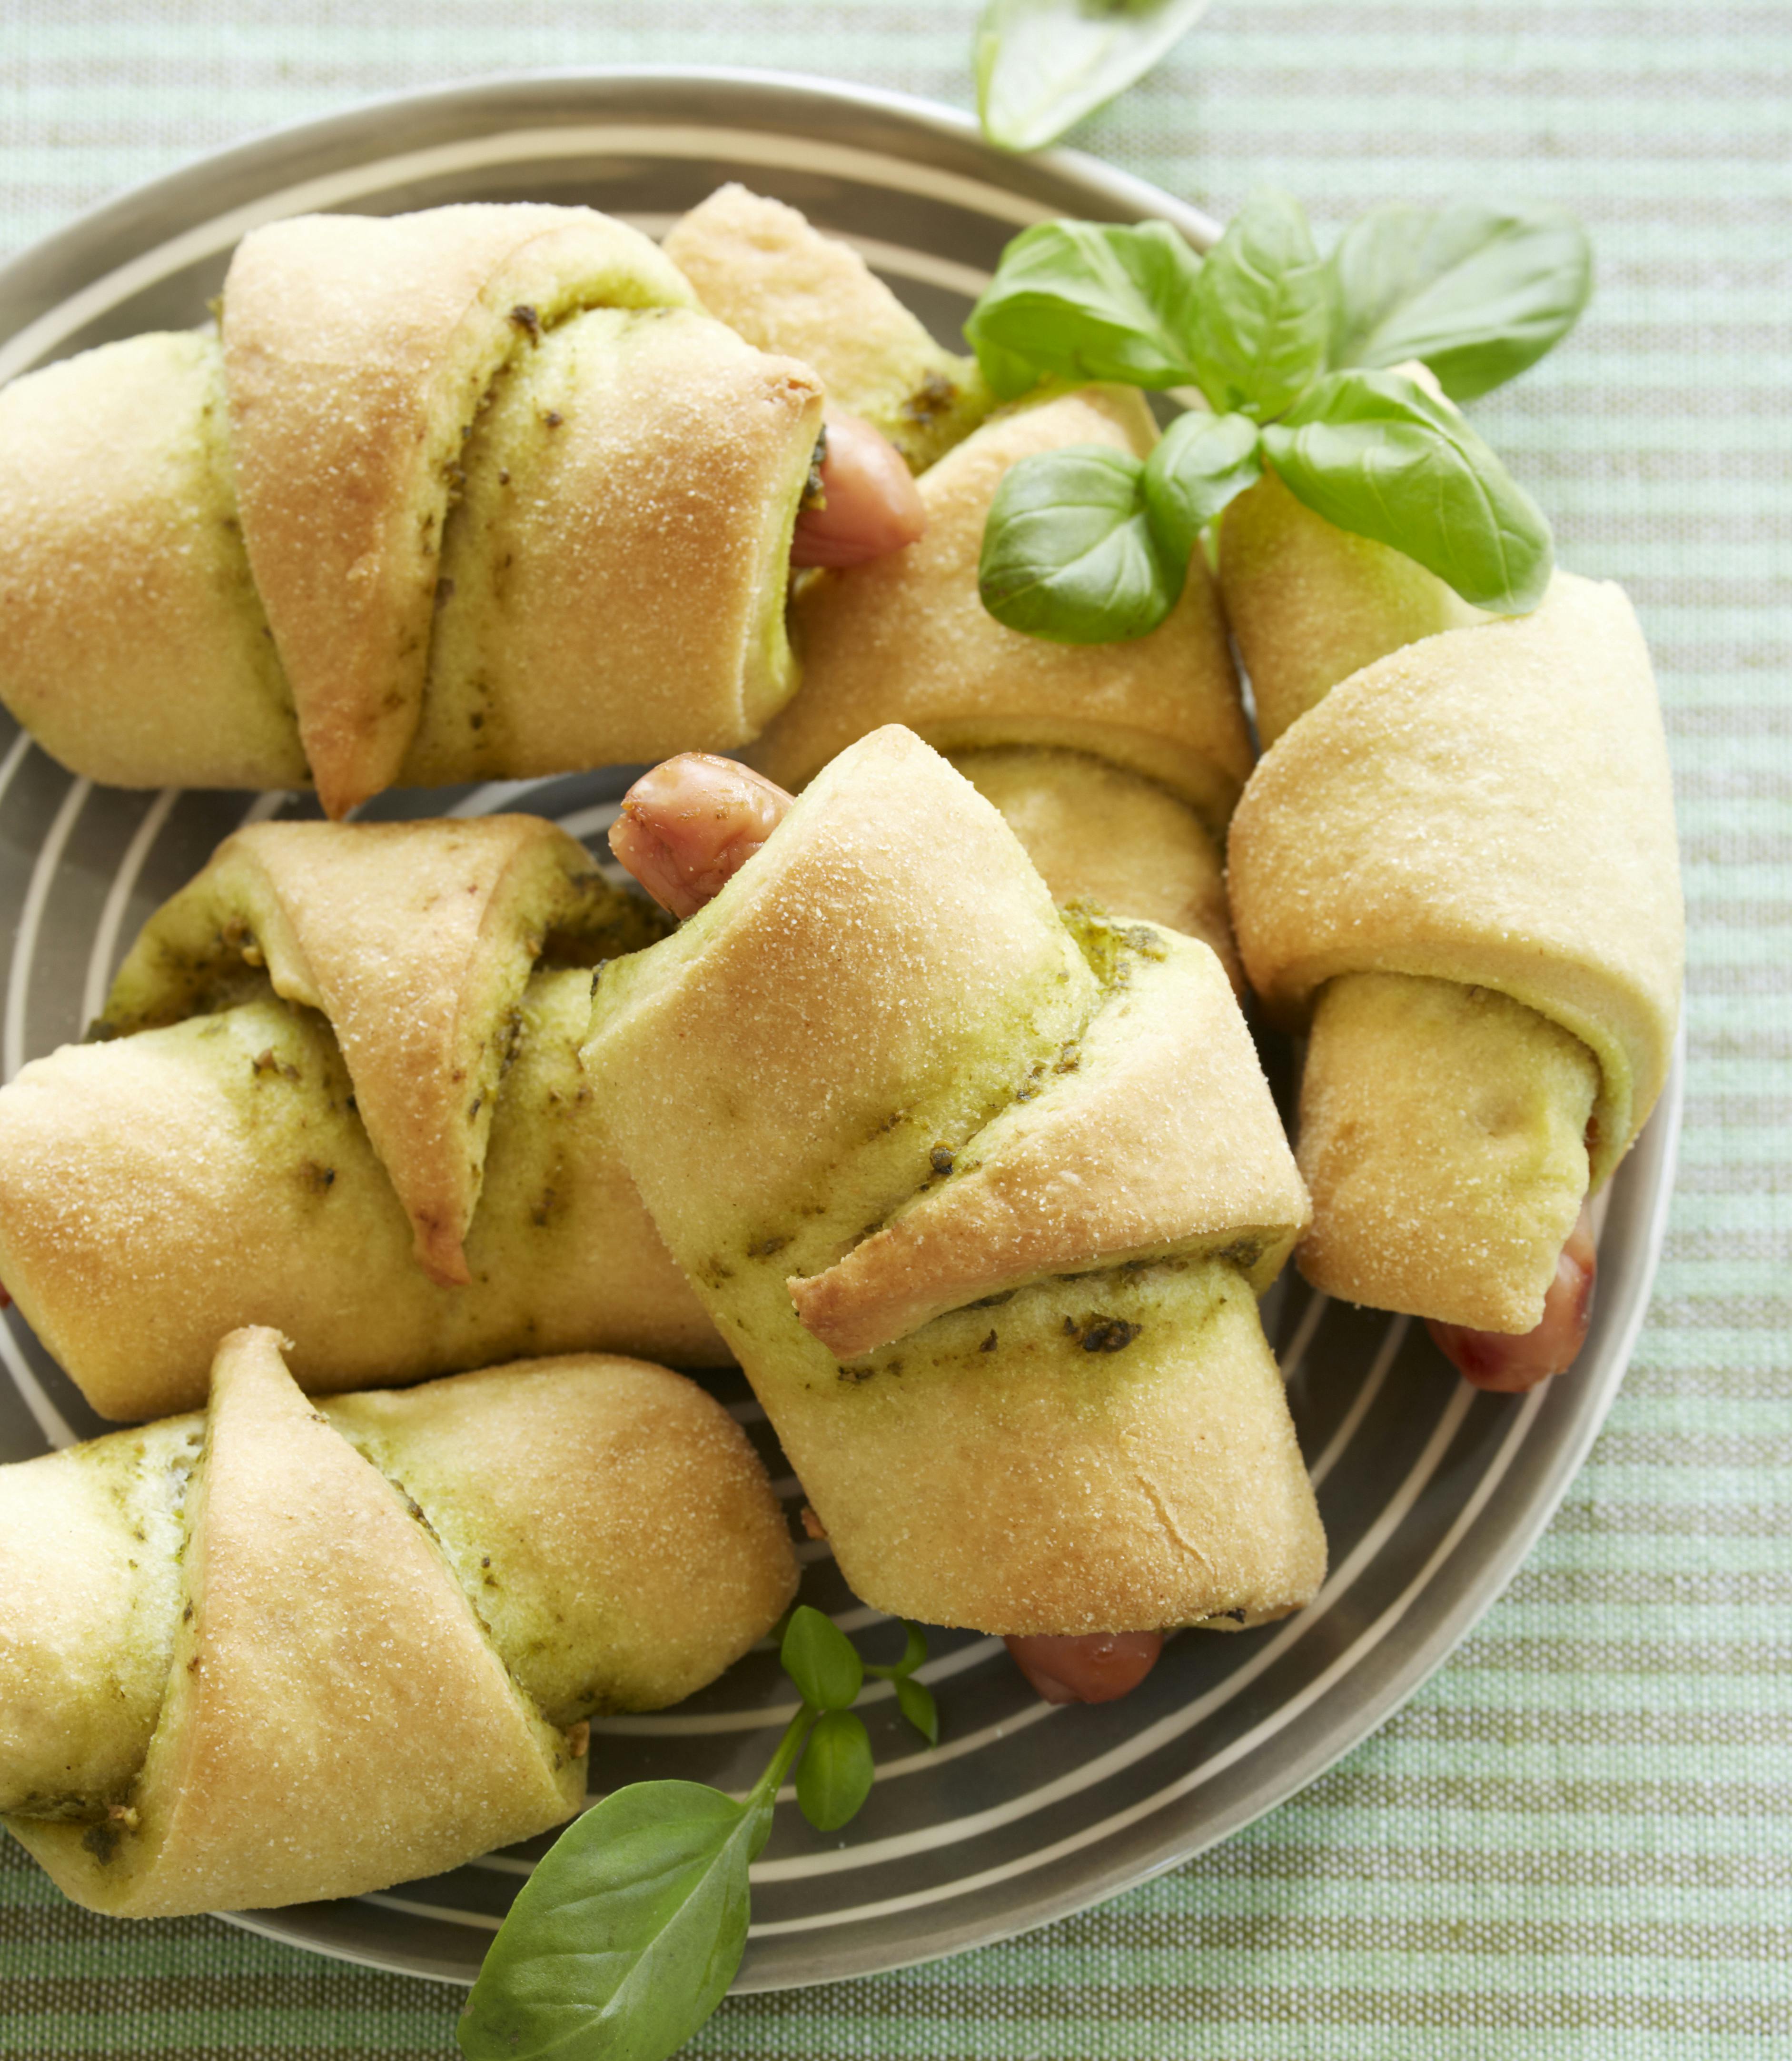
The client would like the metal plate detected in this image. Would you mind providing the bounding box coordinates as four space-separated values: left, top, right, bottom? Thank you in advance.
0 67 1682 1991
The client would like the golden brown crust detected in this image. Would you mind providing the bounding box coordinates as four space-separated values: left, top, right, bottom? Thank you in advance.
586 725 1096 1285
788 919 1306 1359
586 727 1323 1635
0 333 307 788
0 986 721 1421
410 307 821 777
11 1329 585 1918
0 827 720 1419
663 183 991 471
0 1349 798 1835
326 1355 796 1721
222 205 697 814
1228 574 1683 1184
949 745 1241 986
750 389 1253 831
775 1266 1326 1636
1296 973 1600 1330
104 816 615 1287
0 212 821 803
4 1337 794 1915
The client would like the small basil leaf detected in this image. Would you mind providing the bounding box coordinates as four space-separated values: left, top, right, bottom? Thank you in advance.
1262 368 1553 613
894 1621 930 1676
974 0 1214 154
1327 202 1593 401
980 445 1185 643
1141 410 1262 563
964 219 1204 398
895 1674 941 1747
796 1710 876 1832
781 1604 863 1713
458 1781 765 2061
1189 191 1329 419
866 1621 929 1682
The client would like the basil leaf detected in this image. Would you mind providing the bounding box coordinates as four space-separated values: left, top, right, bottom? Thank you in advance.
970 331 1045 408
974 0 1214 154
895 1674 941 1747
1262 368 1553 613
781 1604 863 1713
1141 410 1262 563
964 219 1204 398
796 1710 876 1832
1327 202 1593 402
458 1780 766 2061
1189 191 1329 419
893 1621 930 1675
980 445 1185 643
866 1620 931 1681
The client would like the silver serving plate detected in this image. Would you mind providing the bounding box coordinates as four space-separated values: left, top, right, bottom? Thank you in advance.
0 68 1681 1991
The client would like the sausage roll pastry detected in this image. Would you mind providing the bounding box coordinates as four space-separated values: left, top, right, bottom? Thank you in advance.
585 726 1324 1638
663 183 993 474
1226 567 1683 1360
0 1329 795 1917
0 204 825 815
0 816 721 1421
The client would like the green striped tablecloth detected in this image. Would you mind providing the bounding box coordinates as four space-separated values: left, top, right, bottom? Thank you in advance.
0 4 1786 2055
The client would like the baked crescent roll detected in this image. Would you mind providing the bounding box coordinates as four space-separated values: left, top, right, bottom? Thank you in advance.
106 813 626 1286
0 1329 796 1917
0 204 823 816
663 184 993 472
585 726 1323 1636
1227 572 1683 1330
1218 466 1484 749
951 743 1238 967
0 817 722 1421
747 388 1252 980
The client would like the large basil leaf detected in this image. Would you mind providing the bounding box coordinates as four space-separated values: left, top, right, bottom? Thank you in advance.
1327 203 1593 401
980 444 1185 642
458 1781 768 2061
1261 368 1553 613
964 219 1204 398
1142 409 1262 562
974 0 1214 154
1189 191 1329 419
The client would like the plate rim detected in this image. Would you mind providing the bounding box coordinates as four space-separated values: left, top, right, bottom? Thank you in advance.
0 62 1223 374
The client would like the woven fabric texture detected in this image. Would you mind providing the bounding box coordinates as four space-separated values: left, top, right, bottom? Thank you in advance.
0 3 1787 2057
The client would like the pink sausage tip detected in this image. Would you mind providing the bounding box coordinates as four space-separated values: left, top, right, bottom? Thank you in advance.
1004 1630 1165 1705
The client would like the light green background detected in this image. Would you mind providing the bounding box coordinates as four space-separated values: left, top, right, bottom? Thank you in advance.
0 4 1787 2056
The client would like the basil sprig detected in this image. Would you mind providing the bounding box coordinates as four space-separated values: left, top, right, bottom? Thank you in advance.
972 190 1585 642
458 1607 934 2061
974 0 1214 154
